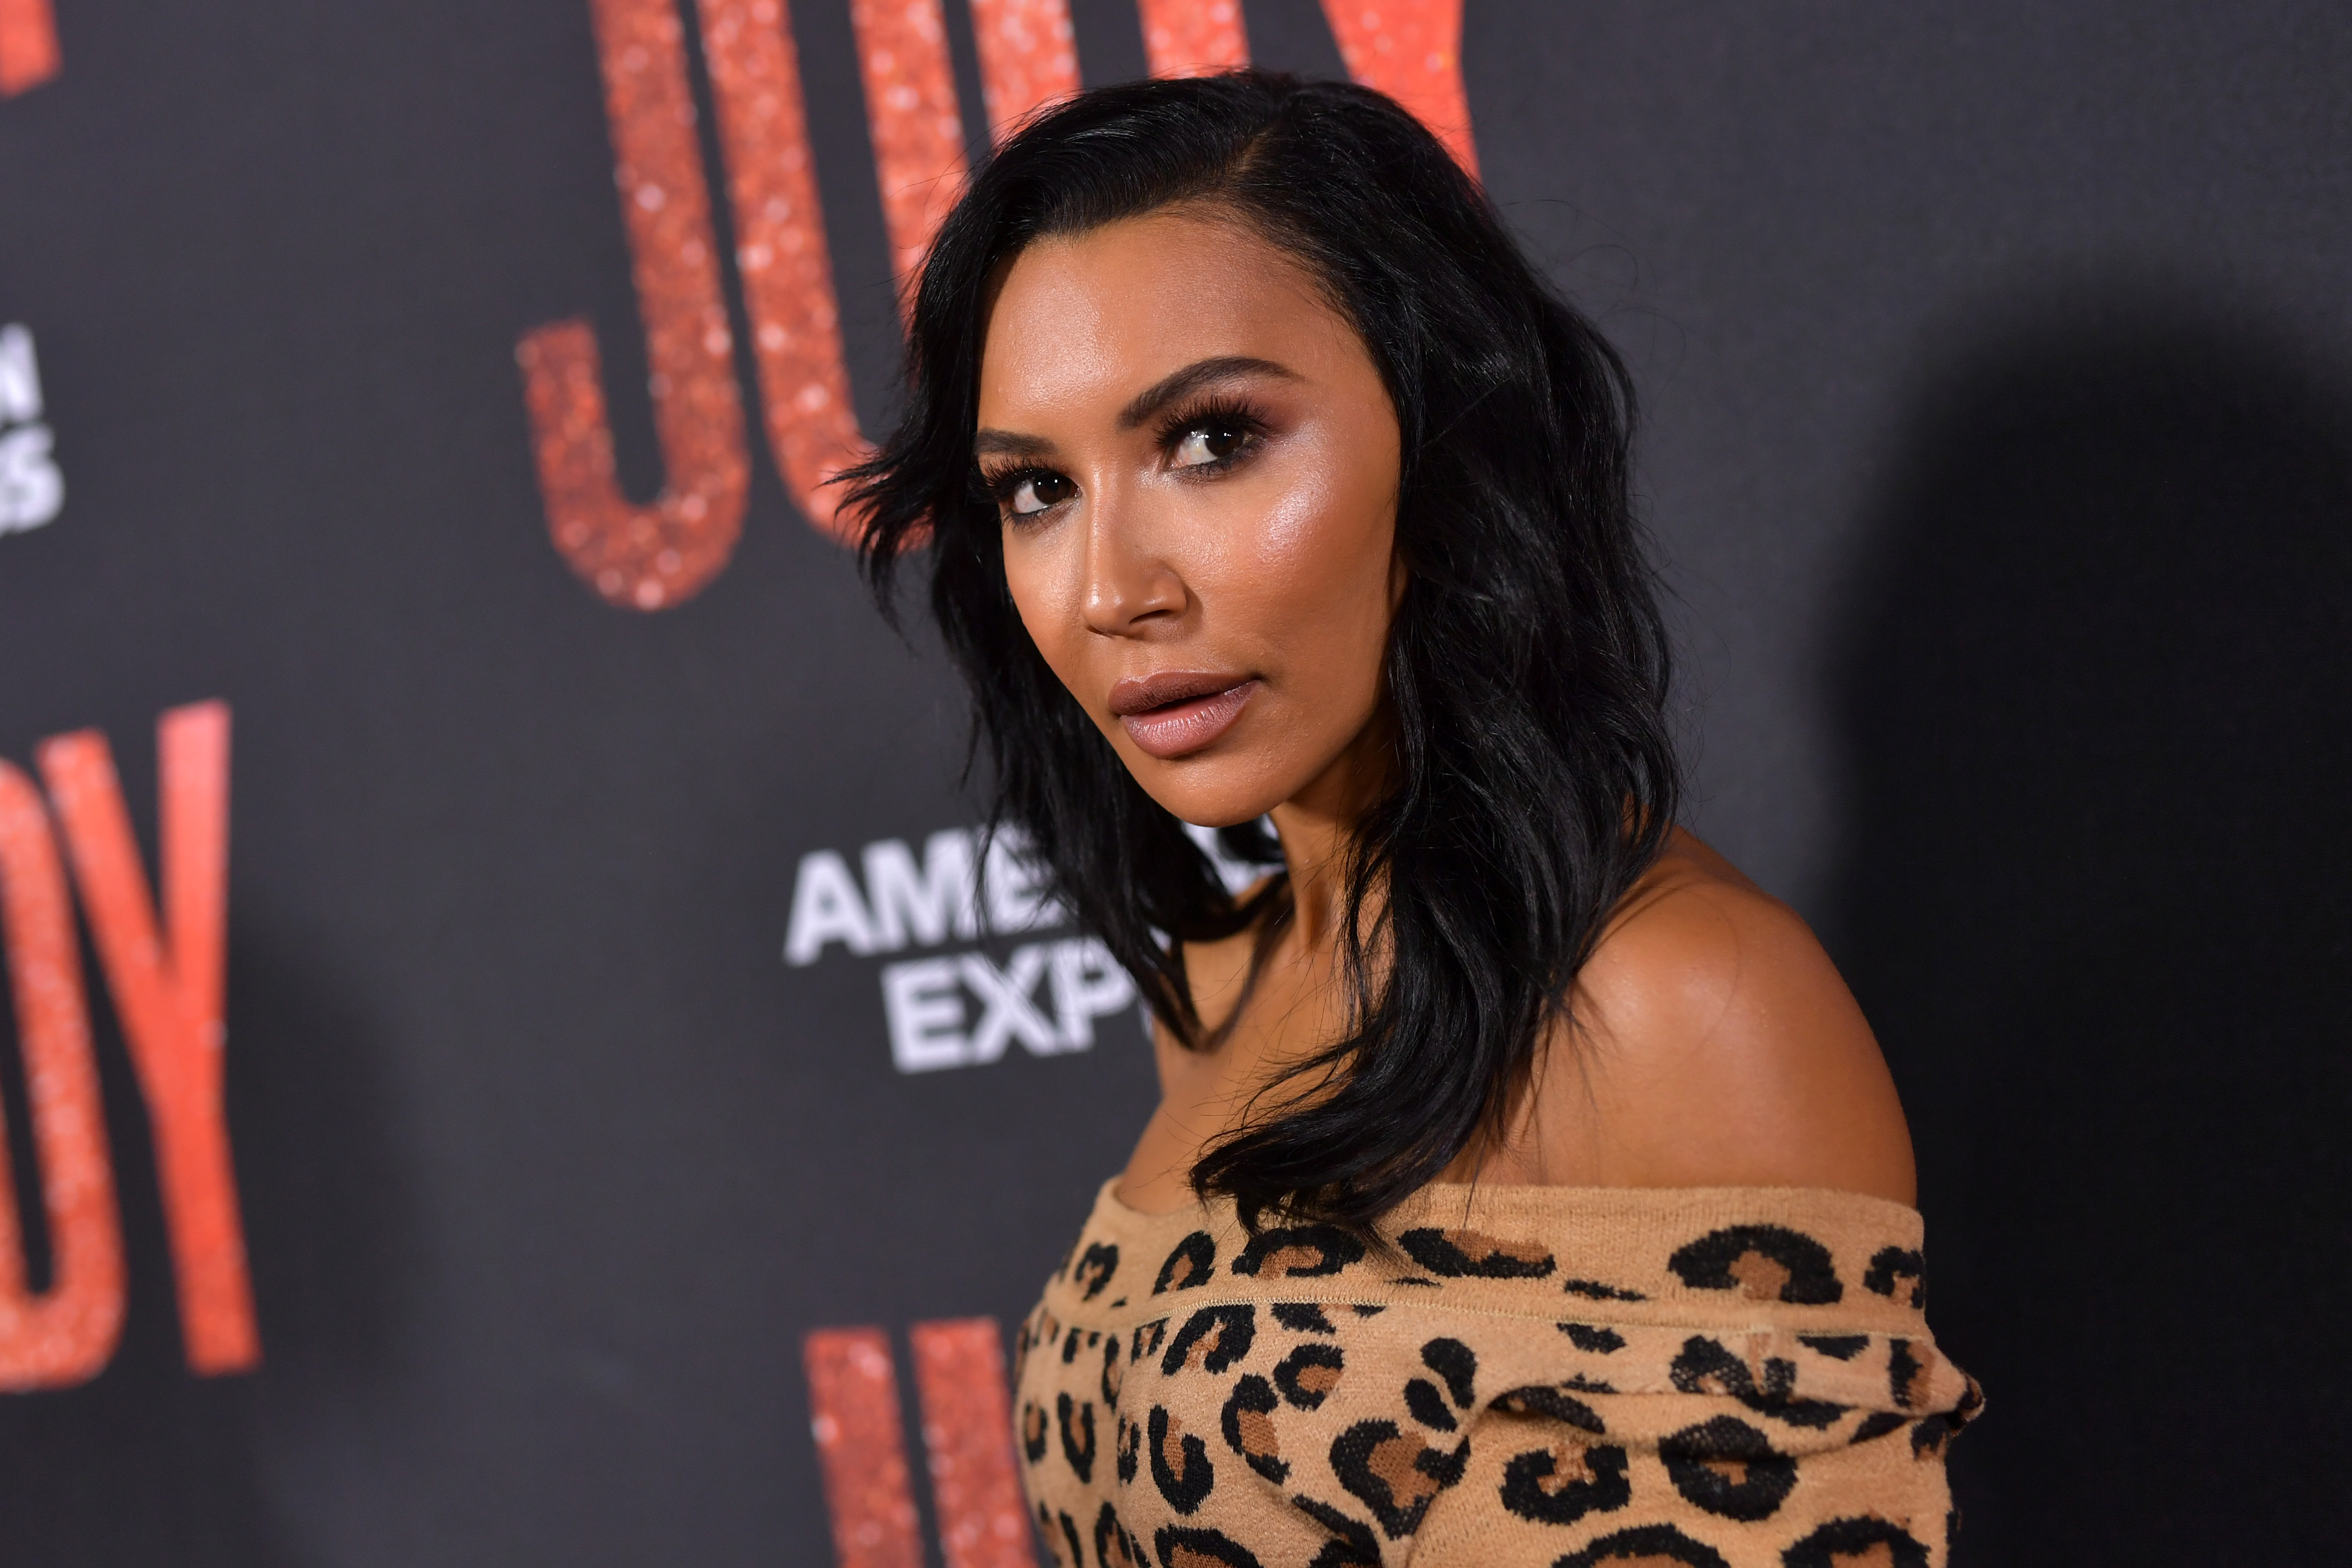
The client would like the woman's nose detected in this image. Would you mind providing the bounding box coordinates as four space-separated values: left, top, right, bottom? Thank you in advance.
1080 488 1187 637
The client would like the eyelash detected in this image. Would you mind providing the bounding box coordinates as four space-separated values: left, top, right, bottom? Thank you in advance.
1154 396 1269 474
976 396 1273 518
977 462 1061 513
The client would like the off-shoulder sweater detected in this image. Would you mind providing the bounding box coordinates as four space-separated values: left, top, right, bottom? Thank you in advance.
1014 1179 1981 1567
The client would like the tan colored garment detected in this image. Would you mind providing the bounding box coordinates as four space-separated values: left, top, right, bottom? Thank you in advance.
1015 1179 1979 1567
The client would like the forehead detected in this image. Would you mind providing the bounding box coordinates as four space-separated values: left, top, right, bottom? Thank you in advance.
977 211 1356 422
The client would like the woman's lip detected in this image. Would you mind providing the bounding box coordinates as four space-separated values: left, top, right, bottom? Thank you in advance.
1117 679 1260 760
1108 670 1255 716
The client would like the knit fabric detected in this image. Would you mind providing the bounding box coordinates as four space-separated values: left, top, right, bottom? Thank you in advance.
1014 1178 1980 1567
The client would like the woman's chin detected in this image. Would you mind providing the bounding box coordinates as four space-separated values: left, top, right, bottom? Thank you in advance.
1127 761 1290 834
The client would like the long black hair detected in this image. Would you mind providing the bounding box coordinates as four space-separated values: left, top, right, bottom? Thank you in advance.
845 72 1678 1231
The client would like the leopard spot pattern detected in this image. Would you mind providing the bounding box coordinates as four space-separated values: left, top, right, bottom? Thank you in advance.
1015 1183 1975 1564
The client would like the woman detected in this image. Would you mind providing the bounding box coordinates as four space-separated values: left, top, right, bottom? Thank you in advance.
848 72 1976 1568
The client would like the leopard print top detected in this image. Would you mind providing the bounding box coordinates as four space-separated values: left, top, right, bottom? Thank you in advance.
1014 1179 1980 1568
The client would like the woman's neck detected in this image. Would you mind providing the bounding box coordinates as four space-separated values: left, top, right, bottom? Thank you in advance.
1267 710 1394 948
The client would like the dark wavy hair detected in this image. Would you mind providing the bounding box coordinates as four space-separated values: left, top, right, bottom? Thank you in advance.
845 72 1678 1231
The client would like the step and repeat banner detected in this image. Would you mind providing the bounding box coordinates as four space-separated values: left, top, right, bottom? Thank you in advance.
1 0 2347 1562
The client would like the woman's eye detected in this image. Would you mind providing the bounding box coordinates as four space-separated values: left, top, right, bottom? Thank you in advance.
1007 472 1074 516
1171 420 1251 470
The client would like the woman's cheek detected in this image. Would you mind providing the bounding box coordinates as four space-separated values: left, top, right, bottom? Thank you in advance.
1249 460 1387 637
1240 446 1340 568
1002 539 1074 674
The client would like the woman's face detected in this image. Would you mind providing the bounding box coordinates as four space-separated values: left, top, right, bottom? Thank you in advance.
975 210 1404 829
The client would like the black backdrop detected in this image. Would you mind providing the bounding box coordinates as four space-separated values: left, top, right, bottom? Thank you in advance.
1 1 2347 1562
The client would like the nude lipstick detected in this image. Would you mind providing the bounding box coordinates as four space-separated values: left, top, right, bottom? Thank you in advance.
1109 672 1260 760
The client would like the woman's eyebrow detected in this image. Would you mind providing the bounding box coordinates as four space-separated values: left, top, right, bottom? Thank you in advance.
973 357 1299 456
973 429 1057 459
1117 356 1300 429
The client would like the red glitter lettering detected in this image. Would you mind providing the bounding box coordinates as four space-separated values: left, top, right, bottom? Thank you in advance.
851 0 969 315
0 0 60 98
38 702 258 1376
806 1326 925 1568
910 1318 1032 1568
1320 0 1478 175
1138 0 1249 79
0 758 123 1389
518 0 752 609
967 0 1077 141
697 0 872 539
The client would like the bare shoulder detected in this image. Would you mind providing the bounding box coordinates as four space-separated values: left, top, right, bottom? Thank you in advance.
1524 828 1916 1204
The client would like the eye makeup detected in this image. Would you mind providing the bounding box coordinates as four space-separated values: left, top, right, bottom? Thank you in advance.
979 464 1075 517
1154 394 1270 477
975 390 1278 521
